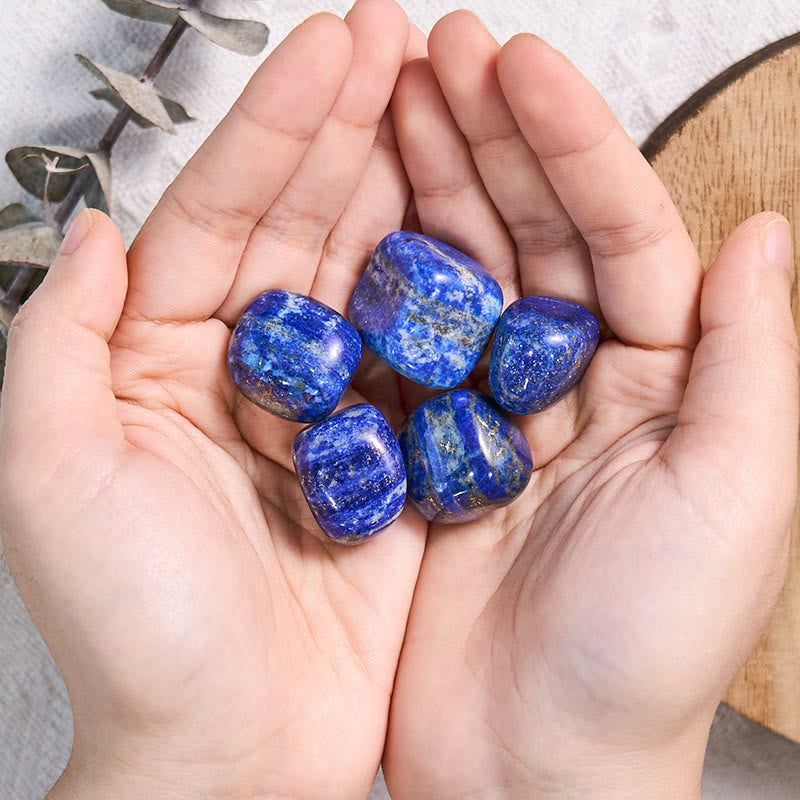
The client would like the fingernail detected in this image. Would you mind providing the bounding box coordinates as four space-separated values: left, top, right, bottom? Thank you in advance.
762 217 792 270
59 209 94 256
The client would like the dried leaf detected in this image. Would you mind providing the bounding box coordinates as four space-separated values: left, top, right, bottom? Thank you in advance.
0 204 40 231
6 146 110 213
0 266 46 304
6 146 89 202
0 225 61 270
90 87 195 129
84 153 112 214
180 9 269 55
99 0 181 24
76 54 175 134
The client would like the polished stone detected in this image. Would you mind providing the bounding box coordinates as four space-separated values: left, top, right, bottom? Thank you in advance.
489 296 599 415
348 231 503 389
227 290 362 423
399 390 532 523
292 404 407 544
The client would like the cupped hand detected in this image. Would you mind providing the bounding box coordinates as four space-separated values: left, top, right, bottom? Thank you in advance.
383 11 799 799
0 3 428 799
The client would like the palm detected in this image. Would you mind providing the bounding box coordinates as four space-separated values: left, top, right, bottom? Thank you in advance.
4 5 426 799
98 309 425 798
384 12 796 797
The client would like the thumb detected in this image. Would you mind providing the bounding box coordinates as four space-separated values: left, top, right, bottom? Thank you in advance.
664 212 799 551
0 209 128 498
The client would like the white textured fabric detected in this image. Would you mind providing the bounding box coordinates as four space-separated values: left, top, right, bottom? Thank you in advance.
1 1 800 797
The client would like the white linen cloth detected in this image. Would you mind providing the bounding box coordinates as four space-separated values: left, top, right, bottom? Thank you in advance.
1 1 799 797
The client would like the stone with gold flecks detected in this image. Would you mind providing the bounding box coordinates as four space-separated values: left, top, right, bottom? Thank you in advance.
399 390 532 523
227 290 362 423
348 231 503 389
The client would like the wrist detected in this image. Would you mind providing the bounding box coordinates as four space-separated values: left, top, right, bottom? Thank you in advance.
46 759 251 800
46 763 193 800
387 717 709 800
46 727 265 800
525 742 705 800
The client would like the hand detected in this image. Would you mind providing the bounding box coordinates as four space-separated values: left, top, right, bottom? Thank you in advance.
0 3 428 798
383 12 798 799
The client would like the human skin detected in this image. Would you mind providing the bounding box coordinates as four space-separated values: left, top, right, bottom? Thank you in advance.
383 11 799 799
1 3 428 799
0 4 797 800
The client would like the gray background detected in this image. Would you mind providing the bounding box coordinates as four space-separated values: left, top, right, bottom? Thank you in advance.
1 0 799 797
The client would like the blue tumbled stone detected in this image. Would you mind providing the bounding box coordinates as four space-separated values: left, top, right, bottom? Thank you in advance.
292 404 407 544
399 390 532 523
489 296 599 415
227 290 362 423
348 231 503 389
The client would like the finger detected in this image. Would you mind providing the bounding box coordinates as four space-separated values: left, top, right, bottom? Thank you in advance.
407 22 427 57
125 13 353 324
309 20 429 312
428 11 597 311
0 210 127 513
306 112 410 314
662 214 798 545
216 0 410 325
392 57 519 295
497 34 702 349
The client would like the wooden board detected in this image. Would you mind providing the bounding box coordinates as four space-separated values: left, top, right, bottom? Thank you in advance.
642 33 800 743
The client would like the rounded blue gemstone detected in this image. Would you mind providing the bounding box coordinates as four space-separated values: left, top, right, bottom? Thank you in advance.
292 404 407 544
227 290 362 423
348 231 503 390
399 390 532 523
489 296 599 415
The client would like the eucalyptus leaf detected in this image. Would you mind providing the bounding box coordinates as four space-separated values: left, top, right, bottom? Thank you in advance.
180 9 269 55
76 54 175 134
84 153 112 214
90 87 195 129
99 0 181 24
0 265 46 303
6 146 89 202
0 225 61 270
0 204 40 231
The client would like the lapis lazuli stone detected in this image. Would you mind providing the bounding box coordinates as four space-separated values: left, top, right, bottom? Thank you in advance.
348 231 503 390
399 390 532 523
292 404 407 544
489 296 599 415
227 290 362 423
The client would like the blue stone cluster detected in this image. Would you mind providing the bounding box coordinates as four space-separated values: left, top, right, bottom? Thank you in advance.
227 232 599 542
348 231 503 389
292 405 406 544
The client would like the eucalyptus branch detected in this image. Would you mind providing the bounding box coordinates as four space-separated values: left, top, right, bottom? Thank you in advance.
0 0 268 334
3 15 190 309
55 14 192 232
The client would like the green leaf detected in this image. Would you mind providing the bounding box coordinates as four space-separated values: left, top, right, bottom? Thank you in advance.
180 9 269 55
0 204 40 231
99 1 269 54
90 87 195 129
99 0 181 24
76 54 175 134
84 153 112 214
0 224 61 270
6 146 110 212
5 145 90 202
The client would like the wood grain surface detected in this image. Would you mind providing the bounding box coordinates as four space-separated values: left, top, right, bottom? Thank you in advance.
642 34 800 743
